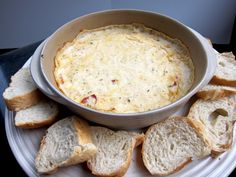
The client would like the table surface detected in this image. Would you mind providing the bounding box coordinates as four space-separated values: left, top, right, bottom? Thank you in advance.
0 42 235 177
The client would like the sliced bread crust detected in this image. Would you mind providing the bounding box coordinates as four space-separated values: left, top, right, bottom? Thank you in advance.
4 90 41 111
35 116 97 174
15 99 59 128
87 126 144 177
187 97 235 156
3 68 41 111
197 84 236 100
142 117 211 176
211 52 236 86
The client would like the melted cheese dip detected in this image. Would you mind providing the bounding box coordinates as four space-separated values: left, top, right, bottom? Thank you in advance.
54 24 194 113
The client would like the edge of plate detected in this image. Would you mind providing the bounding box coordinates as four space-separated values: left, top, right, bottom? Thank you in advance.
5 109 39 177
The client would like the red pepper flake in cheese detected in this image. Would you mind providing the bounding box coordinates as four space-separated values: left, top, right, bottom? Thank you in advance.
110 107 116 111
111 79 118 84
168 76 179 97
168 82 177 88
168 76 179 87
173 81 177 86
59 75 64 84
81 94 97 106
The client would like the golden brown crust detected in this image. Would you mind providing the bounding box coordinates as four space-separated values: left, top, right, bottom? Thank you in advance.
157 158 192 176
35 117 97 174
187 99 234 156
211 76 236 87
197 88 236 100
87 130 141 177
15 115 57 129
142 117 211 176
185 118 212 150
61 117 97 167
174 117 212 152
111 135 143 177
210 121 233 157
134 134 145 147
4 90 42 111
87 143 133 177
210 52 236 87
143 125 192 176
111 148 133 177
35 131 59 174
74 117 93 145
211 143 233 157
87 153 132 177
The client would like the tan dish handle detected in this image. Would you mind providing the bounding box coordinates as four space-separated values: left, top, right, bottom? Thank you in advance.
30 40 65 103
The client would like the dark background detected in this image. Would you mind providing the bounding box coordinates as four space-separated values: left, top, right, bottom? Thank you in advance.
1 0 236 48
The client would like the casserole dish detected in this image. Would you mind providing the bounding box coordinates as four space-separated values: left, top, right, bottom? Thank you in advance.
33 10 216 129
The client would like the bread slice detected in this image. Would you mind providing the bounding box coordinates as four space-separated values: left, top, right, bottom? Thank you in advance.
142 117 211 176
197 84 236 100
211 52 236 86
3 68 41 111
35 116 97 174
229 95 236 123
15 99 59 128
187 97 235 156
87 126 144 177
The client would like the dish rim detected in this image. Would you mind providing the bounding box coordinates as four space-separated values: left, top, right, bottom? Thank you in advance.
40 9 212 117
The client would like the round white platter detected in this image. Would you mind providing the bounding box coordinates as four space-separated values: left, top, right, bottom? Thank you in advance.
5 57 236 177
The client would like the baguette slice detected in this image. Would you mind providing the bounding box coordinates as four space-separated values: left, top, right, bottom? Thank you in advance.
229 95 236 124
187 97 235 156
87 126 144 177
197 84 236 100
15 99 59 128
142 117 211 176
211 52 236 86
3 68 41 111
35 116 97 174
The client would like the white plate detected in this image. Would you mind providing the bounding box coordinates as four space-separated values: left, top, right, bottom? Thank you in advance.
4 57 236 177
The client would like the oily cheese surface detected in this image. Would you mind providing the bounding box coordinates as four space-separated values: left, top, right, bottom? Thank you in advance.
54 24 194 113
